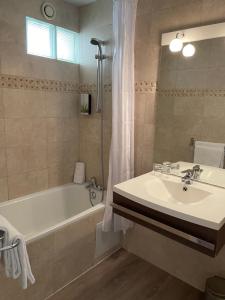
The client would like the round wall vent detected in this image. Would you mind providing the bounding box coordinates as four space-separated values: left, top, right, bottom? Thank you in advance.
41 2 56 20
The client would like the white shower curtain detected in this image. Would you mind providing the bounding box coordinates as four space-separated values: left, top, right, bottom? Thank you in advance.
102 0 138 232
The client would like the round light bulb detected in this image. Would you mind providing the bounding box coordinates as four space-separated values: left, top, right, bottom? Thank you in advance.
169 38 183 53
182 44 195 57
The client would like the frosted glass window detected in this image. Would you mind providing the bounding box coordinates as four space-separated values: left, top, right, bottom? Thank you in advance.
26 17 79 64
26 17 55 59
56 27 77 63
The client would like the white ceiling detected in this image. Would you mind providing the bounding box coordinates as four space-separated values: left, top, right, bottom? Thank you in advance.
65 0 96 6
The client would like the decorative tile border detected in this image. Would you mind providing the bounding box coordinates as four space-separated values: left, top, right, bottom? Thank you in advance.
157 88 225 97
80 83 112 93
0 74 80 93
135 81 158 93
0 74 113 94
2 73 225 97
80 83 97 93
135 81 225 97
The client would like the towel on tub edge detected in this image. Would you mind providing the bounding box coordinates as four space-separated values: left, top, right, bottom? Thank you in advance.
0 214 35 289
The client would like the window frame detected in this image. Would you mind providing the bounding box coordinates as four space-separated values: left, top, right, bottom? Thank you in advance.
25 17 79 64
56 26 79 64
26 16 56 60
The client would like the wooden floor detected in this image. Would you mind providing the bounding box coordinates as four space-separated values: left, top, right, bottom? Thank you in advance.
49 250 203 300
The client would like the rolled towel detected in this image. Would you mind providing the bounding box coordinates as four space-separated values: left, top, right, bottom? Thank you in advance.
0 215 35 289
74 162 85 184
194 141 225 168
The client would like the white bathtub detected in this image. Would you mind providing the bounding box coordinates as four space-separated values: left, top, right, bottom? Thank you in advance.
0 183 104 243
0 183 106 299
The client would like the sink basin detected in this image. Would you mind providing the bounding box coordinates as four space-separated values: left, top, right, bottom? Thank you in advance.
114 172 225 230
144 177 211 205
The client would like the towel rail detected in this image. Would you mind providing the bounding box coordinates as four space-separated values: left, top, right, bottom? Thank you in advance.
0 231 20 252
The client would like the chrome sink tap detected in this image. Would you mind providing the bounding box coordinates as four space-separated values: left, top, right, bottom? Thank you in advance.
181 170 193 191
181 169 193 190
181 165 203 191
192 164 202 180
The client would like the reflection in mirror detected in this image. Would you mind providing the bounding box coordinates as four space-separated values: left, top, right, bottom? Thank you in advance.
154 22 225 188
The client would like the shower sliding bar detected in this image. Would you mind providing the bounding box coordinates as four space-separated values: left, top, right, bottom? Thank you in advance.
0 231 20 252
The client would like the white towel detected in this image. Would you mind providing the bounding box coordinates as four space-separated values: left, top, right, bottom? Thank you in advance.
0 215 35 289
194 141 225 168
74 162 85 184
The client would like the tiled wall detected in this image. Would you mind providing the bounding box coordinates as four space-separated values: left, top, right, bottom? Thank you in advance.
125 0 225 291
0 0 80 201
79 0 113 187
154 38 225 163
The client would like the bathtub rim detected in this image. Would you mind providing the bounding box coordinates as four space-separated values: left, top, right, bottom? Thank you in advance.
0 183 105 244
0 183 88 208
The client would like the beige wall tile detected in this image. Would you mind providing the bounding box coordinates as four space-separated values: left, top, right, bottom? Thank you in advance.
48 162 75 188
6 144 47 176
47 140 78 167
135 94 146 125
46 93 79 118
0 148 7 178
47 118 64 143
0 118 6 147
47 118 79 142
3 89 46 118
46 94 67 118
5 118 47 147
0 178 8 202
47 141 65 166
63 118 79 142
0 89 5 118
53 215 97 290
8 169 48 199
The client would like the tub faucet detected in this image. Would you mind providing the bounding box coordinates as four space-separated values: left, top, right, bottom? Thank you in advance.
86 177 97 189
86 177 103 191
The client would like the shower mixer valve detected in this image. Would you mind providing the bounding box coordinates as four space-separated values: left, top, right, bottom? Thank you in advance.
86 177 103 191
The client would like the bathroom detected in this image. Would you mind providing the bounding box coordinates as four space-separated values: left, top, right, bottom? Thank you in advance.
0 0 225 299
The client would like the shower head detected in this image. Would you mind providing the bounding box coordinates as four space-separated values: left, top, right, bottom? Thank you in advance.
90 38 105 46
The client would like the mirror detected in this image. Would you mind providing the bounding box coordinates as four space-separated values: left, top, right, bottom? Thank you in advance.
154 22 225 188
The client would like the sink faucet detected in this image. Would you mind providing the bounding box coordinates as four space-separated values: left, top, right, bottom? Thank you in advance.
192 165 202 180
181 165 203 191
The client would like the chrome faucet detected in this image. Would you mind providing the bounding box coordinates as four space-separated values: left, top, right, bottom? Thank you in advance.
86 177 97 189
181 165 203 191
86 177 103 191
192 164 202 180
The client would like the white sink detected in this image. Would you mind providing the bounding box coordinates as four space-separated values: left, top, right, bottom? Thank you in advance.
114 172 225 230
144 177 211 205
